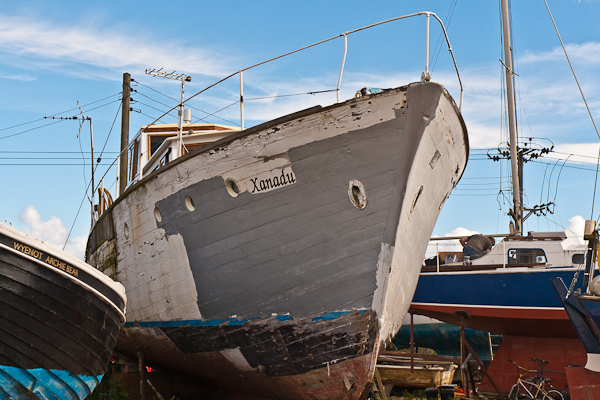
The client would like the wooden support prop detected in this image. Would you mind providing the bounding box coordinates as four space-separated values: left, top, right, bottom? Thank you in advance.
410 313 415 374
137 348 146 400
460 318 468 396
455 310 472 398
147 380 165 400
462 338 505 400
374 368 390 400
467 360 477 397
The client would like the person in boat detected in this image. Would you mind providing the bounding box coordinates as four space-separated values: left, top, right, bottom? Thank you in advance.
459 234 495 260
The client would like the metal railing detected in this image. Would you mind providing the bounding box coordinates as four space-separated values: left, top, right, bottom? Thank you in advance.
138 11 463 138
93 11 463 220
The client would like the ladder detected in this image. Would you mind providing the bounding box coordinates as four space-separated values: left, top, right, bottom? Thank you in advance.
488 333 504 360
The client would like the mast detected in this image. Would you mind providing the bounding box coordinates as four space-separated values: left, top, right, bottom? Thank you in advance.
501 0 522 236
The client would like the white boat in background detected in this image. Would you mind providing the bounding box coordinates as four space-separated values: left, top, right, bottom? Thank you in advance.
86 13 469 399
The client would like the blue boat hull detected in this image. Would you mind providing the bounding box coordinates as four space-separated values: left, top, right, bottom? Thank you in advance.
410 267 584 337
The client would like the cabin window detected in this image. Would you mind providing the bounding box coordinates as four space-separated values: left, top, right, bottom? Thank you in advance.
150 135 169 157
159 148 171 168
508 248 547 265
127 137 141 183
572 254 585 264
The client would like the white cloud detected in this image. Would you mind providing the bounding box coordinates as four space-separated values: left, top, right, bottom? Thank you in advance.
19 205 86 260
0 14 234 80
551 143 600 165
564 214 586 246
430 216 588 259
0 73 36 81
426 227 481 257
520 42 600 66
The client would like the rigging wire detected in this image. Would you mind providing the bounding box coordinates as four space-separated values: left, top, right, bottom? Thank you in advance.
593 145 600 220
543 0 600 220
245 89 336 101
430 0 458 72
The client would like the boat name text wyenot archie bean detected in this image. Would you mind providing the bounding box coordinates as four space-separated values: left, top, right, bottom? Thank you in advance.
13 241 79 277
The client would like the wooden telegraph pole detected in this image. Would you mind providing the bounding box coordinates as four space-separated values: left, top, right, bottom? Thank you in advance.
119 72 130 197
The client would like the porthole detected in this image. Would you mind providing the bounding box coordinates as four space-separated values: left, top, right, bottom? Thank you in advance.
154 207 162 223
185 195 195 211
348 180 367 210
123 223 129 239
226 178 240 198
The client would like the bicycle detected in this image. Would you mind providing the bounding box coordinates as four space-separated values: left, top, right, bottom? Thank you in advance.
507 358 565 400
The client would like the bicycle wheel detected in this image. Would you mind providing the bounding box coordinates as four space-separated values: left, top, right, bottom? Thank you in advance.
546 389 564 400
509 384 534 400
509 384 520 400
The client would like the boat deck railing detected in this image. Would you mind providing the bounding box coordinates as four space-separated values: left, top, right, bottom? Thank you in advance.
94 12 463 222
143 11 463 134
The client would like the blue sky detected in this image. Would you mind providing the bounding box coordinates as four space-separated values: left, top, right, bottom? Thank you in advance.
1 0 599 259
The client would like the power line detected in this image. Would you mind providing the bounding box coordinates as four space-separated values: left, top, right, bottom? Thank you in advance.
0 157 106 160
0 151 118 154
0 119 65 141
0 163 116 166
135 100 179 120
134 80 237 126
0 98 122 141
0 92 122 132
95 102 122 168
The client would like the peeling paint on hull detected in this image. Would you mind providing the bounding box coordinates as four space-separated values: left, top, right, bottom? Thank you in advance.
87 81 469 399
119 310 376 399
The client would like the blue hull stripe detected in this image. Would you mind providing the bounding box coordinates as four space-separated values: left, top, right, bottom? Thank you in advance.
0 366 102 400
125 309 370 328
413 269 583 308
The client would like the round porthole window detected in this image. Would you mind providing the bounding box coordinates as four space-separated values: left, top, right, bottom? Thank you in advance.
225 178 240 198
123 223 129 239
185 195 195 211
154 207 162 223
348 180 367 210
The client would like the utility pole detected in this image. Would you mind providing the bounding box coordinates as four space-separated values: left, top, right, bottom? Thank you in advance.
145 69 191 158
120 73 130 197
44 109 95 226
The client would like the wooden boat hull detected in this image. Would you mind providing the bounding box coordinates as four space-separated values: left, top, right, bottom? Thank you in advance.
0 224 126 400
410 267 585 338
87 81 468 399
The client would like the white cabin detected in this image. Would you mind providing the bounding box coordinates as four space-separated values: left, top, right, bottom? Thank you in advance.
125 122 239 187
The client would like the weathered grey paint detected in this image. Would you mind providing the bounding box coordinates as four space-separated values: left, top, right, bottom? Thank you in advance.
86 81 468 398
156 101 415 320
